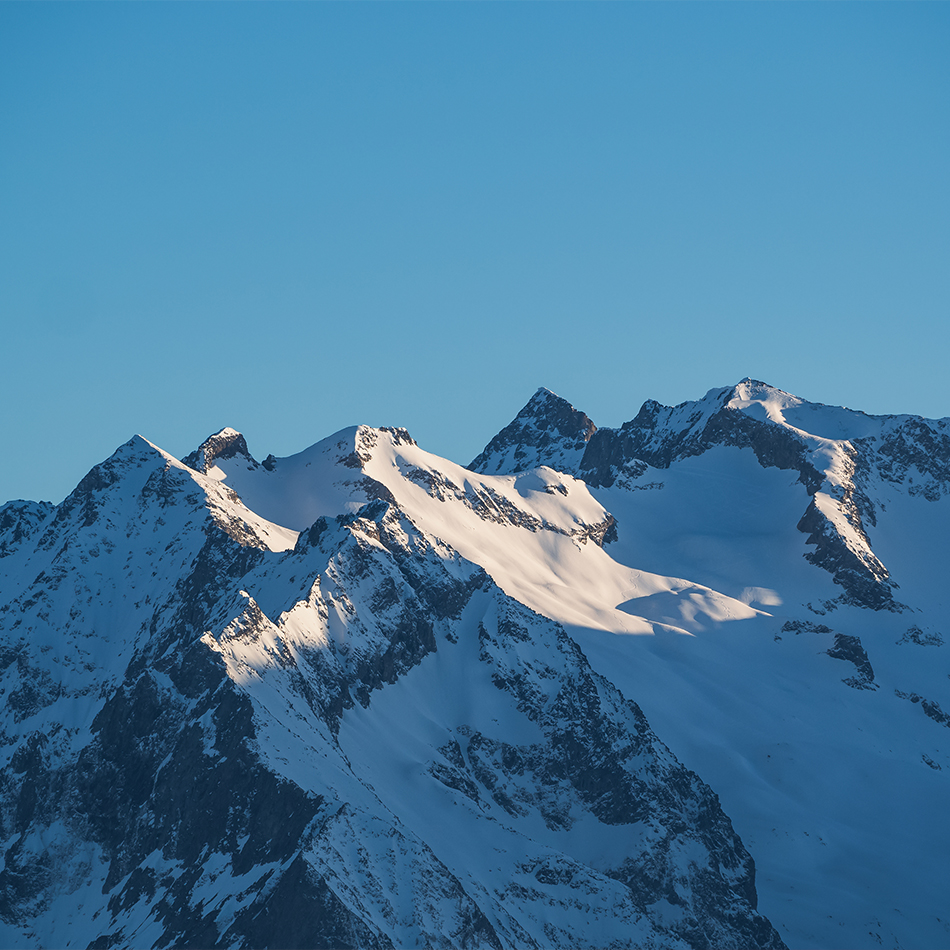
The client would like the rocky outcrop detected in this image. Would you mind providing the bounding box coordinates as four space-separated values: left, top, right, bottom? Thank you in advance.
796 498 898 612
183 427 257 475
578 389 823 493
470 388 597 476
825 633 876 689
894 690 950 728
897 625 944 646
0 501 53 561
854 416 950 501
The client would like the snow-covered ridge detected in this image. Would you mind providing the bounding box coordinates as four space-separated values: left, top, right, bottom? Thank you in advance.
201 421 615 551
610 377 950 494
472 378 950 612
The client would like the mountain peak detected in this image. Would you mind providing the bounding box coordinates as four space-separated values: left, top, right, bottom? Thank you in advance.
183 427 256 475
726 378 800 410
470 387 596 475
525 386 564 407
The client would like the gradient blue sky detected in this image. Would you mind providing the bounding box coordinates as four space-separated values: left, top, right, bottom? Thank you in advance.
2 3 948 504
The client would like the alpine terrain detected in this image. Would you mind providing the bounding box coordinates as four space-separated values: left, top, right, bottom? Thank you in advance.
0 379 947 950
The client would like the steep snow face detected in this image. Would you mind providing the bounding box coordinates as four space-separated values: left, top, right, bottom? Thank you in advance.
179 421 767 646
167 409 950 950
206 502 782 949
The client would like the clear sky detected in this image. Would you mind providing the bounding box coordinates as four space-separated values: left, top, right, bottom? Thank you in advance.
2 3 948 504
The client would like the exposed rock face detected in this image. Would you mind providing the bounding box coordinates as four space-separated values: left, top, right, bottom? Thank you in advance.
795 496 896 611
894 690 950 728
0 430 783 950
0 501 54 562
897 625 944 647
780 622 878 689
577 386 823 493
825 633 877 689
854 416 950 500
183 427 257 475
471 388 597 477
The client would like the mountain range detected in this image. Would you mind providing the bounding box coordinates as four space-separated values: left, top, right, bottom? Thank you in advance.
1 379 947 949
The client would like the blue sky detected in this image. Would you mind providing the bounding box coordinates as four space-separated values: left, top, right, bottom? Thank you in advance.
2 3 948 504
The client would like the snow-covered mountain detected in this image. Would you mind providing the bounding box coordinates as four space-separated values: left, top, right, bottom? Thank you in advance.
473 379 950 950
0 379 947 949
